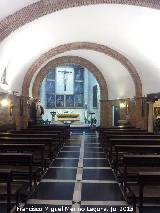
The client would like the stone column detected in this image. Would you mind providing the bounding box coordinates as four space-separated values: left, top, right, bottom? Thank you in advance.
100 99 110 127
135 97 148 130
148 102 153 132
22 97 30 128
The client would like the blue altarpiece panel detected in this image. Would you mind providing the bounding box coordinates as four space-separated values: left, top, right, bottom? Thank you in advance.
46 94 55 108
74 94 84 107
56 95 64 108
74 66 84 81
47 69 55 79
66 95 74 107
46 80 55 93
45 64 85 108
74 82 84 94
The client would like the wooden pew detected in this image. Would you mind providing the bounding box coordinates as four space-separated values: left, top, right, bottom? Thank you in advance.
26 124 70 139
101 131 151 145
108 138 160 162
0 144 45 170
0 153 33 191
9 131 65 144
99 127 146 138
0 169 12 213
0 169 26 213
0 133 64 149
102 134 159 146
138 172 160 213
0 137 59 161
122 155 160 192
114 145 160 174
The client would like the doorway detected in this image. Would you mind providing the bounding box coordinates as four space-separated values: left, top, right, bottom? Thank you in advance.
112 105 120 126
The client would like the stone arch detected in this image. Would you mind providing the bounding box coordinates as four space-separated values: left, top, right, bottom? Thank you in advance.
32 56 108 100
1 0 160 42
22 42 142 98
32 55 108 126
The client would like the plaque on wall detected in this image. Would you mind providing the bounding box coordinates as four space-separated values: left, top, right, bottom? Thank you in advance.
46 94 55 108
75 94 84 107
56 95 64 107
66 95 74 107
46 80 55 93
74 68 84 81
47 70 55 79
75 82 84 94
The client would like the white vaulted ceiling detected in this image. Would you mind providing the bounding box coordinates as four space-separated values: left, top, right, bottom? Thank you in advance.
0 0 40 21
0 2 160 98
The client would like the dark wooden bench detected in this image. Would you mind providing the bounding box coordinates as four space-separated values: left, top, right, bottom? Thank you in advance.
114 145 160 174
24 124 70 139
0 144 45 170
9 131 65 144
0 169 12 213
102 134 158 146
0 153 33 191
0 133 64 149
99 127 145 137
0 169 26 213
28 124 70 132
138 172 160 213
122 155 160 192
108 138 160 162
0 137 59 161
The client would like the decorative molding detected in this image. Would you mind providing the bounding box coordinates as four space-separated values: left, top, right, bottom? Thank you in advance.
22 42 142 98
32 56 108 100
0 0 160 41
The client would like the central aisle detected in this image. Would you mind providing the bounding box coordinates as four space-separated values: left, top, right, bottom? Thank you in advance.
24 131 128 212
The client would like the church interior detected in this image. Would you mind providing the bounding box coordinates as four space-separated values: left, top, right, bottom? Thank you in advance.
0 1 160 213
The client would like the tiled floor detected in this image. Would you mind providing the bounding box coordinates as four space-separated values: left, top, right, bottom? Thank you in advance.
19 132 130 213
13 131 159 213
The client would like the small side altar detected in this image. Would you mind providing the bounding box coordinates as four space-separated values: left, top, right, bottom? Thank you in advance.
56 113 80 123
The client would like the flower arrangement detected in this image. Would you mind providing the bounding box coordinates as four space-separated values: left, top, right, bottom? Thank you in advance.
57 114 79 118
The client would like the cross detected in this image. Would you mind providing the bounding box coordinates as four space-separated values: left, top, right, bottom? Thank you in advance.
58 70 72 91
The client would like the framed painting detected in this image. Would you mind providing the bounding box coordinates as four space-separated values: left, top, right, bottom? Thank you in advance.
47 69 55 79
56 95 64 107
74 94 84 107
46 94 55 108
154 107 160 117
46 80 55 93
93 85 97 108
74 68 84 81
74 82 84 94
66 95 74 108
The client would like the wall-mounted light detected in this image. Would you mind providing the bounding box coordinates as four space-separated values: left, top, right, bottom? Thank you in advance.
120 102 126 109
1 98 10 107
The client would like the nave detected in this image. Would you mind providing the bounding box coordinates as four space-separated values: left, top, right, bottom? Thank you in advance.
20 131 129 213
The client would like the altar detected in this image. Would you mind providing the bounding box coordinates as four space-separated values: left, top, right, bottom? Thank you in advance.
56 113 80 124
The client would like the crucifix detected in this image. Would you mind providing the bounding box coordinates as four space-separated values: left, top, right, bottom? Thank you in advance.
58 70 72 91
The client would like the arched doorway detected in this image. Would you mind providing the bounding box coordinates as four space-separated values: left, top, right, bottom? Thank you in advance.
31 56 108 126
